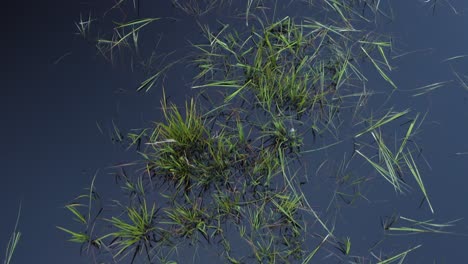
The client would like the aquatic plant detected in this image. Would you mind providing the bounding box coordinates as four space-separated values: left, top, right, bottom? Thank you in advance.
58 1 460 263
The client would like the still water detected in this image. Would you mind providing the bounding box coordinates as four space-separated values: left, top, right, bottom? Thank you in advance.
1 1 468 263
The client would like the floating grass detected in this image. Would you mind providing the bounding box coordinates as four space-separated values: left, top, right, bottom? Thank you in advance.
355 108 410 138
171 0 229 16
441 54 468 63
105 199 158 262
411 81 452 97
97 18 161 52
57 173 103 251
453 70 468 91
61 1 457 263
301 234 330 264
374 244 421 264
402 151 434 214
3 203 22 264
75 13 94 39
386 215 459 235
355 111 430 197
360 43 397 89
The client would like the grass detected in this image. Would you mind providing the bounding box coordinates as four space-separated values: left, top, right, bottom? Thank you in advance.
171 0 229 16
373 244 421 264
402 151 434 214
360 42 397 89
387 215 460 235
57 173 104 253
355 108 410 138
354 110 434 206
411 81 453 97
3 204 21 264
75 13 94 39
163 201 214 243
191 16 349 117
59 0 457 263
105 199 158 262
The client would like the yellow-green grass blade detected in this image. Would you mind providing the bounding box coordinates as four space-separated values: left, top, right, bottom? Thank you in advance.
360 46 397 89
412 81 452 97
356 149 404 193
4 203 22 264
355 108 410 138
375 245 421 264
402 151 434 214
395 113 419 161
301 234 330 264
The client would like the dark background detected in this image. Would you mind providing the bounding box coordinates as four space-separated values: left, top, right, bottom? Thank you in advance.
1 0 468 263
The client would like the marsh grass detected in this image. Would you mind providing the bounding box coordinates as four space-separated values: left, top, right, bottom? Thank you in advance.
60 0 457 263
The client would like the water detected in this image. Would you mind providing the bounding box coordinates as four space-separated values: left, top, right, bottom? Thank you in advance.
2 0 468 263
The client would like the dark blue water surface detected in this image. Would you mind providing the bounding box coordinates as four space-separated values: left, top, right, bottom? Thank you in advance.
2 0 468 263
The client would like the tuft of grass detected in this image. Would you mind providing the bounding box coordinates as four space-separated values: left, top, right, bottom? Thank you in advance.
162 201 214 243
105 199 158 262
157 97 207 148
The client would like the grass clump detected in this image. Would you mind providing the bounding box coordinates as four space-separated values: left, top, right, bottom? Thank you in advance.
105 200 159 262
59 1 457 263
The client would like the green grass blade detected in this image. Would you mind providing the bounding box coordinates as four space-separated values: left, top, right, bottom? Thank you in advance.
4 203 22 264
361 46 397 89
402 151 434 214
375 245 421 264
355 109 410 138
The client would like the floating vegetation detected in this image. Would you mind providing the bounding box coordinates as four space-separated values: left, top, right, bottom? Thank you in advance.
59 1 462 263
171 0 230 16
105 199 158 262
2 203 22 264
411 81 452 97
384 215 460 235
372 244 422 264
